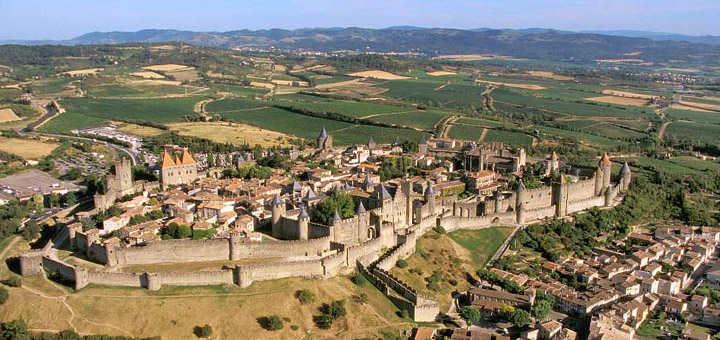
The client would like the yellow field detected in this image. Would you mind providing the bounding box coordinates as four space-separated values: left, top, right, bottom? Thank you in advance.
436 54 512 61
143 64 193 72
601 89 657 100
250 81 276 90
427 71 457 76
596 58 645 63
62 68 104 76
475 79 547 90
661 68 701 73
526 71 573 80
113 122 167 137
271 79 310 87
679 101 720 112
148 45 178 50
0 137 59 159
0 108 21 123
168 122 293 147
129 71 165 79
672 103 714 113
130 79 183 86
205 71 238 80
315 79 362 90
347 70 411 80
586 96 649 107
273 64 287 71
623 51 643 56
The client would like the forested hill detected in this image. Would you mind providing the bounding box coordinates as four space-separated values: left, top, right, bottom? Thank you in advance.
3 27 720 64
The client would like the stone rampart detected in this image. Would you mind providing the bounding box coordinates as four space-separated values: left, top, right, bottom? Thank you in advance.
567 196 605 214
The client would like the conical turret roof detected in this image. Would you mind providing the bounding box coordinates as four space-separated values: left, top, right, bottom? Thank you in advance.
271 194 283 206
599 152 612 166
375 184 392 201
318 126 328 139
621 162 631 174
331 210 342 222
298 206 309 219
516 179 526 192
425 181 435 196
356 201 366 214
551 151 558 161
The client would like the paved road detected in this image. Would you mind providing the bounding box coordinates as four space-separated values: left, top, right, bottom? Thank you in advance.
21 131 141 165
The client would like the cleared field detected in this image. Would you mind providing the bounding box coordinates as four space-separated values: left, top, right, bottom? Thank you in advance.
250 81 275 90
2 276 407 340
601 89 657 100
167 69 201 82
671 103 713 112
114 122 167 137
586 96 649 107
447 227 514 267
678 101 720 112
129 71 165 79
168 122 294 147
526 71 573 80
454 117 516 129
0 137 59 159
436 54 515 61
271 79 310 87
143 64 193 72
208 83 270 97
62 68 103 76
347 70 411 80
475 79 546 90
427 71 457 76
0 108 21 123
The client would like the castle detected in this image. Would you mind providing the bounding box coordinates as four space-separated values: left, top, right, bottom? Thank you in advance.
161 145 199 189
93 159 158 211
19 128 631 322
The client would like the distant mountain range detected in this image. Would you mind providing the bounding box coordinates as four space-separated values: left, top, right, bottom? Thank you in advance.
2 27 720 64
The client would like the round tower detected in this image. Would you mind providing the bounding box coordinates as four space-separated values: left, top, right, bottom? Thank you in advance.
298 206 309 241
620 162 632 191
605 184 616 207
271 195 285 238
425 181 436 216
552 174 569 217
402 178 413 226
356 202 368 242
594 167 603 196
599 152 612 194
493 189 502 213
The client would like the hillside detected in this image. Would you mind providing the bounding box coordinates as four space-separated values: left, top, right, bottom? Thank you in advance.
3 27 720 64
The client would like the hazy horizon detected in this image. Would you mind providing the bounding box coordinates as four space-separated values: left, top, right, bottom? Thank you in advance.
1 0 719 40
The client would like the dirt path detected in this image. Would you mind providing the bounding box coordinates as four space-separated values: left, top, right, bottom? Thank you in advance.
479 128 488 142
658 121 671 140
434 82 449 91
481 86 495 112
0 236 19 260
194 92 228 118
361 110 418 119
438 116 459 138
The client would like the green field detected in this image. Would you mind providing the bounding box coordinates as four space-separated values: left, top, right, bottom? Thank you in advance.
87 83 190 98
214 106 429 145
208 83 269 97
553 120 649 140
534 126 628 149
368 110 455 130
381 79 487 110
664 121 720 145
665 108 720 124
483 129 535 147
38 111 109 133
447 124 484 141
274 100 415 118
455 117 516 128
447 227 515 267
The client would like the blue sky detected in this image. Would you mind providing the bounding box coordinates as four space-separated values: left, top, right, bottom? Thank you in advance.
1 0 718 40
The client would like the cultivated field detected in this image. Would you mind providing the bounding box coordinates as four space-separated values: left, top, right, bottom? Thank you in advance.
585 96 649 107
427 71 457 76
62 68 104 76
347 70 411 80
129 71 165 79
168 122 294 147
0 137 59 159
526 71 573 80
142 64 193 72
114 122 167 137
0 108 21 123
678 101 720 112
475 79 546 90
601 89 657 100
271 79 310 87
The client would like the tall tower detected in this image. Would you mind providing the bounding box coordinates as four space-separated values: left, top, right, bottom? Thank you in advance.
620 162 632 191
493 189 502 213
605 184 616 207
515 180 526 225
599 152 612 194
356 202 367 242
402 178 413 226
552 174 569 217
594 167 603 196
271 195 285 238
316 126 332 150
425 181 436 216
418 137 428 156
548 151 559 176
298 206 309 241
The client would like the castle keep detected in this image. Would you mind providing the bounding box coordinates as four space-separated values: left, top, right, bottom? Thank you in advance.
161 145 199 188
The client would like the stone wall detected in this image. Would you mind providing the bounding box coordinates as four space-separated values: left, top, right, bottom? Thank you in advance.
87 270 144 288
567 196 606 214
155 270 233 287
568 178 597 202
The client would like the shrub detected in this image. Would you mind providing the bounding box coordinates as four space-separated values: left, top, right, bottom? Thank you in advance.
350 272 368 286
6 276 21 288
396 259 408 268
459 306 481 324
314 313 334 329
290 325 299 331
0 286 7 306
355 292 369 305
295 289 315 305
267 315 284 331
194 324 213 338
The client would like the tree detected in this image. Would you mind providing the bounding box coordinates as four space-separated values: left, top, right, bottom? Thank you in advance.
459 306 481 324
325 299 347 319
21 220 40 241
510 309 531 327
396 259 408 268
0 319 29 340
81 216 96 231
194 324 213 338
532 299 552 322
296 289 315 305
48 193 60 208
56 330 82 340
267 315 284 331
65 192 77 206
356 292 369 305
314 313 334 329
311 193 355 224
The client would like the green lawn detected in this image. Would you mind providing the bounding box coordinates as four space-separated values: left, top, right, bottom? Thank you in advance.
447 227 515 267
